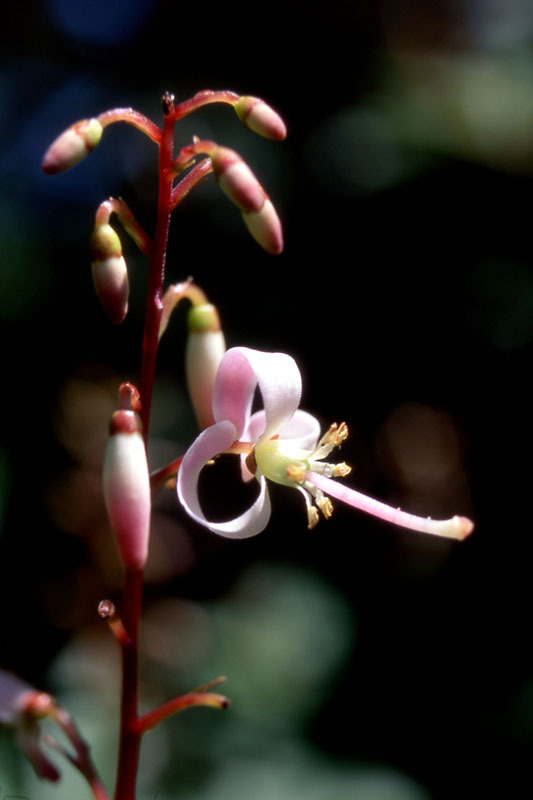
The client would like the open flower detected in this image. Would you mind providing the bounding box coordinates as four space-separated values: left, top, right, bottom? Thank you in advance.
177 347 474 540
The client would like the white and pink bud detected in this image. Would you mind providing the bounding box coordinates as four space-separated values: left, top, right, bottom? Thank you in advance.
211 147 266 213
42 118 103 175
186 303 226 430
235 96 287 141
211 147 283 255
242 199 283 255
90 223 129 324
103 410 151 571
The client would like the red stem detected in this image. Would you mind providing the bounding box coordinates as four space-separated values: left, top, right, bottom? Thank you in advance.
97 108 162 144
114 98 176 800
138 103 175 441
170 158 214 210
113 569 143 800
173 90 239 122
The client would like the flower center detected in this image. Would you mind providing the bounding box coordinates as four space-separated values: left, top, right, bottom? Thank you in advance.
254 422 351 529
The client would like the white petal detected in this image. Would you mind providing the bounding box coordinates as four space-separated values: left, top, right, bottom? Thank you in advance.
178 420 272 538
279 409 321 450
213 347 301 442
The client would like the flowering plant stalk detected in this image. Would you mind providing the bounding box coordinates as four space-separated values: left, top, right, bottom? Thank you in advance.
0 88 473 800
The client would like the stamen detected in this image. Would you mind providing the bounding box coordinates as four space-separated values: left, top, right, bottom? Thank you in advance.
316 495 334 519
293 484 320 529
333 462 351 477
307 506 320 529
286 463 306 483
320 421 348 448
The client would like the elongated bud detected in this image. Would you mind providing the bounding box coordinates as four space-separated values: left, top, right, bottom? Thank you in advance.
235 96 287 141
42 118 103 175
186 304 226 429
242 199 283 255
212 146 266 213
103 410 151 571
91 223 129 324
211 147 283 254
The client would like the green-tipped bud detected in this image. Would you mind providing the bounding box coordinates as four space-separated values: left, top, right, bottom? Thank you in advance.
42 118 103 175
186 304 226 430
211 147 283 254
90 223 129 324
235 96 287 141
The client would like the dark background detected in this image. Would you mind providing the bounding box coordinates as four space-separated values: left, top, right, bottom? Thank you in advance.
0 1 531 798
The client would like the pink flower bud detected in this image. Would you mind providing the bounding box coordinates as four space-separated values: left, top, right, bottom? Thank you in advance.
0 670 60 781
91 223 129 324
42 118 103 175
242 199 283 255
235 96 287 141
103 410 151 571
186 304 226 430
211 147 266 213
0 670 33 725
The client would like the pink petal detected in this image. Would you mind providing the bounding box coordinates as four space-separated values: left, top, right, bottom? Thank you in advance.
213 347 301 441
177 420 272 538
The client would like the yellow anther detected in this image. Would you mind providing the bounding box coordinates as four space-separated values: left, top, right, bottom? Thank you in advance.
320 421 349 448
333 462 351 478
286 463 306 483
317 496 334 519
307 506 320 529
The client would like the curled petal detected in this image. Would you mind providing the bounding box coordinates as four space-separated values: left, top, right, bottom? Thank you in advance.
278 409 321 450
213 347 301 442
177 420 272 538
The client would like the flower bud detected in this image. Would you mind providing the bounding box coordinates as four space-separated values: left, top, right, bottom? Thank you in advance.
91 223 129 324
242 199 283 255
0 670 34 726
211 147 266 214
0 670 60 781
186 304 226 430
235 96 287 141
42 118 103 175
103 410 151 571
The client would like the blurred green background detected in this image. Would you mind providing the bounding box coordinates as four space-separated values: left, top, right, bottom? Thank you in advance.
0 0 530 797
